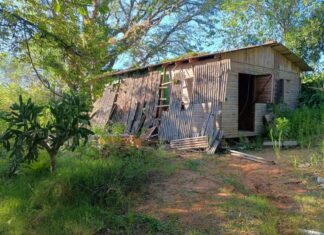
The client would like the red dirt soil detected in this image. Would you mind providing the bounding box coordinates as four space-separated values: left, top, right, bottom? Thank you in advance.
136 148 309 232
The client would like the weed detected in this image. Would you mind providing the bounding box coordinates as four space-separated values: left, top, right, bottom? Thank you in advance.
223 177 250 195
269 117 290 157
184 159 202 172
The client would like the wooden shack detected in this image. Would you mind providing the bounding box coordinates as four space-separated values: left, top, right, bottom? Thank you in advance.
91 41 311 151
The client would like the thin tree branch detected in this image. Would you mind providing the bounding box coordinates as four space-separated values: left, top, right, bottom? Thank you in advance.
24 34 63 97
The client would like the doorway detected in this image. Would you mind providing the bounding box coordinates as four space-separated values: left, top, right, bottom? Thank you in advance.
238 73 255 131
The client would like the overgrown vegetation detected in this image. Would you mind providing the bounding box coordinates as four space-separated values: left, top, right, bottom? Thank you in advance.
0 93 94 174
268 73 324 150
0 144 178 235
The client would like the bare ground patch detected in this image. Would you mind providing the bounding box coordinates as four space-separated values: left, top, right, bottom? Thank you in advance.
136 148 324 234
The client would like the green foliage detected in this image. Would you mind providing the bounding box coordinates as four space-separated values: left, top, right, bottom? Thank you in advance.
0 146 179 234
1 96 47 174
110 122 126 135
0 55 51 111
288 106 324 148
47 92 94 152
269 117 290 156
0 0 219 96
0 93 93 174
299 73 324 108
184 159 202 172
268 103 324 149
218 0 324 65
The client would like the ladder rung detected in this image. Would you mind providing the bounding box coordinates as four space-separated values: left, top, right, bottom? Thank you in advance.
156 105 169 108
159 98 167 100
161 81 171 86
159 86 168 89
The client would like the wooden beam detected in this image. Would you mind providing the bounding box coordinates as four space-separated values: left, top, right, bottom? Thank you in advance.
230 150 276 165
189 58 200 63
161 81 172 86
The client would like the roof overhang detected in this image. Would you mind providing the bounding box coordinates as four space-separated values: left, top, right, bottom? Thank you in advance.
100 41 312 78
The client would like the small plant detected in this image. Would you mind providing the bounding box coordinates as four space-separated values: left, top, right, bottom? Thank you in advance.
184 159 201 172
0 93 94 174
110 122 126 135
269 117 290 157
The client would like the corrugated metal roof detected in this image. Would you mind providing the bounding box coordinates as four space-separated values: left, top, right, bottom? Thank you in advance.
102 41 312 77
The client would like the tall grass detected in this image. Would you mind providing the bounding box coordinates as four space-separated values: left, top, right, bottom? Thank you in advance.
0 144 178 235
269 104 324 148
289 105 324 147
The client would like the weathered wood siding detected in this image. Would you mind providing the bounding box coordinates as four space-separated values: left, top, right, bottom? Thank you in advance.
91 84 118 126
220 46 301 137
159 59 229 141
255 103 267 134
92 44 302 139
110 71 161 134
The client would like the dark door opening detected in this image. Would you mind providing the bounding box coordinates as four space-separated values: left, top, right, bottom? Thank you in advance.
238 73 255 131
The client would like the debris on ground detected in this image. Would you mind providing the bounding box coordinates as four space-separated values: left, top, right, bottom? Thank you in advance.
170 136 209 150
299 163 311 168
229 149 276 165
300 229 324 235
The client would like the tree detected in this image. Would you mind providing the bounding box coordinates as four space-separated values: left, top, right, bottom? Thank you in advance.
216 0 324 65
0 0 220 98
0 54 52 111
0 93 94 174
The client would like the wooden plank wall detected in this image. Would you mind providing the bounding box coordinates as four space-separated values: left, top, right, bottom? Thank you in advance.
90 84 118 126
111 71 161 134
221 46 301 138
255 103 267 134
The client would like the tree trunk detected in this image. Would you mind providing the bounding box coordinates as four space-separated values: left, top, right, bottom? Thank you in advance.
49 152 57 173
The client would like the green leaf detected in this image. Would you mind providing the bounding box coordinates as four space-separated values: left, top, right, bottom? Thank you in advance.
77 7 87 16
53 1 61 13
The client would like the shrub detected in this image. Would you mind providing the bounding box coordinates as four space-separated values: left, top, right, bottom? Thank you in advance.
0 93 94 174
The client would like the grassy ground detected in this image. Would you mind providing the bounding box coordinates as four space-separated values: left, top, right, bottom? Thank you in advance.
0 145 178 235
0 143 323 234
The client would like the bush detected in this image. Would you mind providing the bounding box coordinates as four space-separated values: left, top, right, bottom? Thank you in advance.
0 93 93 174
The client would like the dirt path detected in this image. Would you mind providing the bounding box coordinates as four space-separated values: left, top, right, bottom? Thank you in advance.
136 148 322 234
